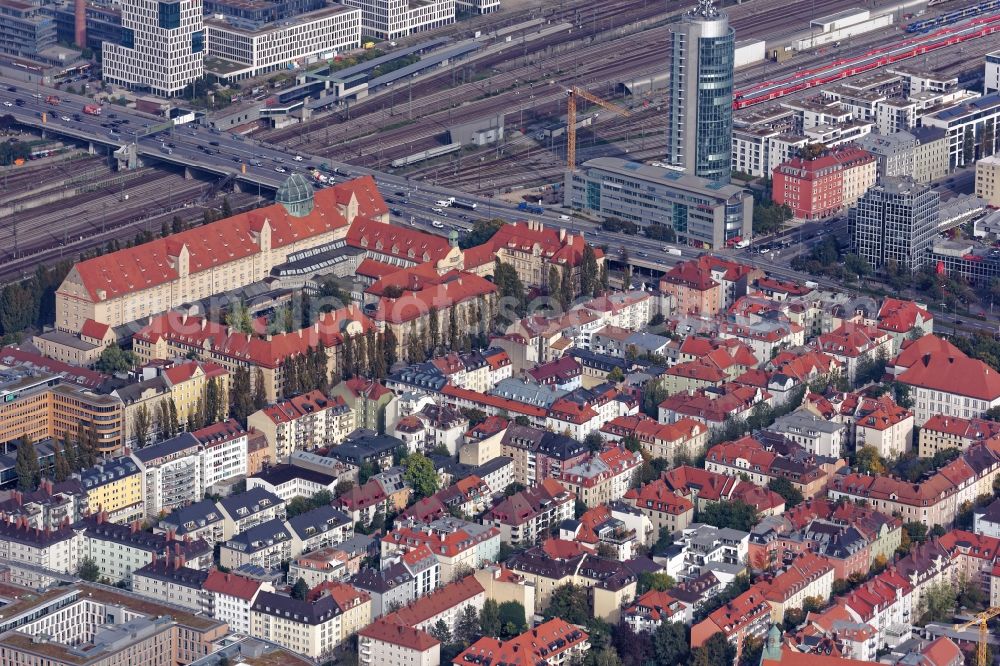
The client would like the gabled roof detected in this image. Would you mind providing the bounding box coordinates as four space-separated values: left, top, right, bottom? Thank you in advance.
203 569 267 600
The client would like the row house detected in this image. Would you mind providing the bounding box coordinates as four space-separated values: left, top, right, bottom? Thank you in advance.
132 557 210 614
919 414 1000 458
0 517 82 576
658 383 771 433
385 574 486 637
827 442 1000 528
601 414 709 465
757 551 835 622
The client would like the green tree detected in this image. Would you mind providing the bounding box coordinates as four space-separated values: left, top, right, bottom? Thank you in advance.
498 601 527 638
403 453 439 498
52 440 71 482
690 632 736 666
607 366 624 382
291 577 310 600
77 557 100 582
205 378 223 425
95 345 137 374
230 366 254 425
583 432 604 453
642 378 668 417
455 605 481 645
459 218 504 249
962 125 975 165
767 477 804 508
651 622 689 665
252 369 267 409
133 404 152 448
543 583 589 625
225 301 254 335
430 618 451 643
479 599 501 637
548 265 561 298
698 499 758 532
558 266 573 311
14 436 39 491
428 307 440 351
581 245 599 297
855 445 886 475
919 580 957 623
637 571 676 594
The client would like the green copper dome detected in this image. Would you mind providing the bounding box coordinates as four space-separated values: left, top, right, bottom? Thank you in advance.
275 173 315 217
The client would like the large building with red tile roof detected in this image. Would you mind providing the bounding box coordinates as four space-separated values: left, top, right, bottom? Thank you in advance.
56 176 386 334
383 574 486 636
876 298 934 351
383 516 500 583
918 414 1000 458
896 344 1000 425
809 322 893 382
463 220 604 291
246 390 354 461
358 617 440 666
827 443 1000 527
559 445 642 508
601 414 709 464
757 551 835 621
452 618 589 666
658 383 771 431
134 305 372 402
623 479 695 535
705 435 846 499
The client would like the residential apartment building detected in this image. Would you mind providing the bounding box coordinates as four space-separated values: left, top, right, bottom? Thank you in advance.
217 486 286 539
132 558 211 613
690 586 771 661
767 409 846 458
455 619 589 666
79 457 144 524
505 547 638 622
918 414 1000 458
0 518 81 574
133 433 204 518
560 446 643 508
757 551 835 622
247 390 355 462
203 569 274 635
251 591 345 660
565 157 752 250
976 154 1000 207
623 479 695 535
383 516 500 582
358 618 440 666
705 435 845 499
330 377 396 432
921 92 1000 168
484 479 575 547
772 147 877 220
896 343 1000 425
601 414 709 465
220 517 293 571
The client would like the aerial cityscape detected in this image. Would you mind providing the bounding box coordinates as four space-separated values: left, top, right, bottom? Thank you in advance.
2 0 1000 664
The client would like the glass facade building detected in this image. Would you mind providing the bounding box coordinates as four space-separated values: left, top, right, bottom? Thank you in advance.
666 0 734 184
850 176 939 273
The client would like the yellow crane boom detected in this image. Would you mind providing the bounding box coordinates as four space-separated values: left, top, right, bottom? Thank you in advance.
953 606 1000 666
566 86 632 170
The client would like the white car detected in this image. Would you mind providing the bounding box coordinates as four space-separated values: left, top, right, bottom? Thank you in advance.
2 102 11 107
432 220 444 228
293 155 304 161
61 116 71 121
432 207 444 213
275 166 287 173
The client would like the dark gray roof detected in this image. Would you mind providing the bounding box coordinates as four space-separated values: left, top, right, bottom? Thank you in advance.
219 487 284 518
135 560 210 587
252 464 337 488
224 518 291 553
286 505 351 540
329 433 404 465
351 565 412 594
160 499 224 534
133 432 200 463
252 590 341 624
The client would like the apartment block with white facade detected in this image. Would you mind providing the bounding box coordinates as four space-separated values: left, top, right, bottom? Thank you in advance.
204 569 275 635
205 4 360 80
342 0 455 40
132 558 210 613
102 0 204 96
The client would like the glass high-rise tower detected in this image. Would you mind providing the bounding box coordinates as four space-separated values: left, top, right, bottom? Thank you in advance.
666 0 735 184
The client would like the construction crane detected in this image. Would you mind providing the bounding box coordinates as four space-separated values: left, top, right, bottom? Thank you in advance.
566 86 632 170
953 607 1000 666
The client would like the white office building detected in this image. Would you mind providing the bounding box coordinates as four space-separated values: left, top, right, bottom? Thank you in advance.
342 0 455 40
102 0 205 97
986 51 1000 95
456 0 498 13
205 5 361 80
921 93 1000 169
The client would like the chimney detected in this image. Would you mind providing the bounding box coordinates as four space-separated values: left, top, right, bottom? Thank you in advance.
96 511 104 525
130 521 139 534
74 0 86 48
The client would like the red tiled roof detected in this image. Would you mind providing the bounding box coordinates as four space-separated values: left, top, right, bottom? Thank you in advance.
624 480 694 515
813 323 888 359
454 618 588 666
134 305 373 369
892 334 964 371
359 618 439 651
80 318 111 340
70 179 382 302
203 569 265 600
347 218 453 265
921 414 1000 440
661 465 739 503
897 351 1000 400
386 576 484 626
877 298 932 333
343 376 391 401
442 385 547 417
372 270 496 325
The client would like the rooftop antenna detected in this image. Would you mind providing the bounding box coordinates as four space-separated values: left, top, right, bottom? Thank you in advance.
692 0 719 18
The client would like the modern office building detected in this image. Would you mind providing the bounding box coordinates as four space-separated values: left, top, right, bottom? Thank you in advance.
455 0 498 14
665 0 735 183
53 3 125 58
565 157 752 249
850 176 939 273
101 0 204 97
341 0 454 40
986 50 1000 95
920 93 1000 168
205 4 360 79
0 0 57 59
204 0 323 23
